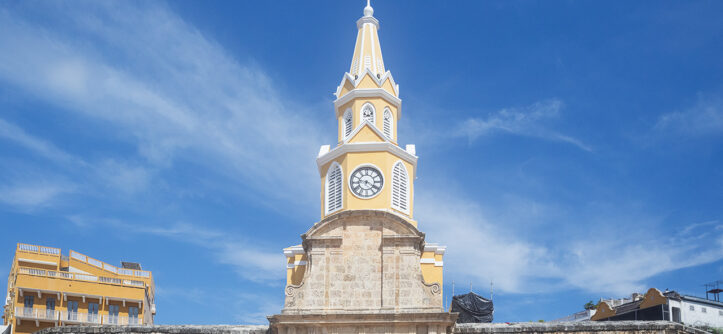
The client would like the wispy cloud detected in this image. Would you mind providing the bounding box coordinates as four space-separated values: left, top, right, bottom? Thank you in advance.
416 188 723 296
456 99 592 152
0 182 74 208
654 93 723 136
0 2 327 214
68 217 285 284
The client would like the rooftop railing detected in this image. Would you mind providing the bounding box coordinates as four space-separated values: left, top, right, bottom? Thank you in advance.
17 243 61 256
14 307 140 325
69 250 152 280
102 315 140 326
17 267 145 288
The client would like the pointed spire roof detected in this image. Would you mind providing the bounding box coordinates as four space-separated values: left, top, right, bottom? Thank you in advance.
349 0 386 77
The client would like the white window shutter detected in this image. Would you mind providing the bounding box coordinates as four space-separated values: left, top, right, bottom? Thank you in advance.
344 110 353 137
391 162 408 213
383 109 392 139
326 164 343 214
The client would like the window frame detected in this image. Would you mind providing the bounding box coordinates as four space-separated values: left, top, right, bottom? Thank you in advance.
360 103 376 127
391 161 410 214
325 162 343 214
383 108 393 140
343 109 353 138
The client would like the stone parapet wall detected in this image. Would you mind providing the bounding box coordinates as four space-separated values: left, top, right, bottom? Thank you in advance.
456 321 700 334
36 325 268 334
34 321 705 334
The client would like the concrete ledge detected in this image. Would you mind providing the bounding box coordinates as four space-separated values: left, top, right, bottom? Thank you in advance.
35 325 269 334
455 321 689 333
33 321 700 334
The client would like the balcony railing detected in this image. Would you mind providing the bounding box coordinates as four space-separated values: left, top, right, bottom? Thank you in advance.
17 243 61 256
60 311 101 324
69 250 152 279
16 266 145 288
102 315 140 326
14 307 58 321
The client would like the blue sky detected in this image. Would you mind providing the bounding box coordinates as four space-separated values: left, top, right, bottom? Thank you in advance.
0 0 722 324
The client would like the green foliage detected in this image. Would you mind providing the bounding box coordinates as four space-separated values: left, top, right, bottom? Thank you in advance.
584 300 597 310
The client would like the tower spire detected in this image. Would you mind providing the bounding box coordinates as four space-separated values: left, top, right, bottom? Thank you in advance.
349 0 385 77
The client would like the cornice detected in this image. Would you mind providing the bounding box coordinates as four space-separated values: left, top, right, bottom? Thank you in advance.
334 69 400 100
334 88 402 119
356 16 379 30
316 141 418 177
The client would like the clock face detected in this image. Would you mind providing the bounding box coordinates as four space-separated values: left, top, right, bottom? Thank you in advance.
350 166 383 198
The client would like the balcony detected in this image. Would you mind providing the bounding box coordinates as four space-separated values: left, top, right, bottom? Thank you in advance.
16 266 146 288
14 307 58 323
59 311 101 324
102 315 140 326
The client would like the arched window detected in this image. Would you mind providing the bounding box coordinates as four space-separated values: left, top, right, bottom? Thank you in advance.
326 163 343 214
360 103 375 126
383 108 393 139
343 109 353 138
391 161 409 213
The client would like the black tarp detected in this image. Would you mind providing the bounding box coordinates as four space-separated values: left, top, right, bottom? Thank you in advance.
451 292 494 323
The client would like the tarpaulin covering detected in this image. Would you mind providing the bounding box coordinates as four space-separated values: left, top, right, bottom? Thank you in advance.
451 292 494 323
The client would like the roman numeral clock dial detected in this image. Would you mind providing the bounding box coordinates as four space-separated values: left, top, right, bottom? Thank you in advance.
350 166 383 199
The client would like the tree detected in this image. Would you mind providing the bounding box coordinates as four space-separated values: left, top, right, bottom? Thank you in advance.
584 300 597 310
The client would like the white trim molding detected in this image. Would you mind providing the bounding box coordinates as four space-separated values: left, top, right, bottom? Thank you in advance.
419 258 444 267
424 243 447 255
343 119 388 145
317 141 418 177
283 246 305 258
335 88 401 118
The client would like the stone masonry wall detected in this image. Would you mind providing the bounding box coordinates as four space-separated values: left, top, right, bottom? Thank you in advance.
35 321 704 334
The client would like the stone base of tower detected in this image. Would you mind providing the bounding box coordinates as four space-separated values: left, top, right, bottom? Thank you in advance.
267 312 458 334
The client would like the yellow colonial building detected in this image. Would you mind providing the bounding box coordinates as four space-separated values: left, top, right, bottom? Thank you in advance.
272 4 456 333
3 243 155 334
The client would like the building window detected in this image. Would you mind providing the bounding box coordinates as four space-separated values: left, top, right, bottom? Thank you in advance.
46 298 55 319
391 161 409 213
718 310 723 316
23 295 33 316
701 307 707 313
129 306 139 325
383 108 393 139
689 305 695 311
326 163 343 214
108 304 119 324
89 303 99 322
67 301 78 321
361 103 375 125
344 109 353 138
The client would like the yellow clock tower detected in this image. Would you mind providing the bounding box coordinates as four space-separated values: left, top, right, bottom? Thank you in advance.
318 0 416 223
270 2 455 333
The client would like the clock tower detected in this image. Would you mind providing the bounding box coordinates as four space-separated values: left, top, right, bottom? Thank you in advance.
317 0 417 223
270 3 455 333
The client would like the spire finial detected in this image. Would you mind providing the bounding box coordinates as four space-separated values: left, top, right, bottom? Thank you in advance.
363 0 373 17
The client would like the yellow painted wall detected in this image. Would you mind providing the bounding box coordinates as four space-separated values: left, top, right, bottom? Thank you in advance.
336 97 399 144
320 151 415 222
5 244 154 334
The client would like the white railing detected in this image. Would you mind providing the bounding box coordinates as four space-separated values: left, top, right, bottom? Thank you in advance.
88 257 103 268
70 251 87 262
17 243 60 256
102 315 139 326
123 280 144 287
16 266 144 288
14 307 58 321
60 311 101 324
74 274 98 281
70 250 151 279
18 267 46 276
99 277 122 284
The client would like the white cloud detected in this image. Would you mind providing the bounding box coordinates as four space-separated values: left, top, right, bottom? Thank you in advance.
0 182 74 208
416 188 723 296
457 99 592 152
0 2 328 213
655 94 723 135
